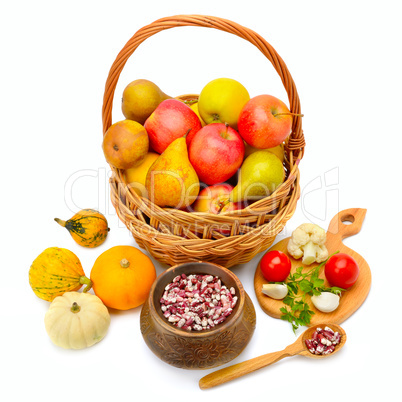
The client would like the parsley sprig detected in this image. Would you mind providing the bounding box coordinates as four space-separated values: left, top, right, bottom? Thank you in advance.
280 253 344 333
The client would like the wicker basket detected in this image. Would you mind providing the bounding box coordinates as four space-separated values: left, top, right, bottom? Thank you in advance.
102 15 305 268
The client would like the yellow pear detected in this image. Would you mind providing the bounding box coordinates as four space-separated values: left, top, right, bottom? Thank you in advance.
145 137 200 208
123 152 159 197
229 151 285 204
121 79 171 124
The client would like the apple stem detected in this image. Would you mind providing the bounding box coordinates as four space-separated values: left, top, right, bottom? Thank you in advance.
273 112 304 118
217 198 230 213
183 128 191 138
219 123 230 140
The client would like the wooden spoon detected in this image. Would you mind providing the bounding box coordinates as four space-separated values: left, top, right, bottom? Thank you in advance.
199 323 346 390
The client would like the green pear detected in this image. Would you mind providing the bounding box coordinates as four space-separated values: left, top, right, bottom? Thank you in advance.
229 151 285 203
145 137 200 208
244 142 285 162
121 79 171 125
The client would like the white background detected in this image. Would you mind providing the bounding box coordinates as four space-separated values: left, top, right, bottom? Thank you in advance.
1 0 400 400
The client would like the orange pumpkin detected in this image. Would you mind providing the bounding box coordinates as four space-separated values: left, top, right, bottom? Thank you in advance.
90 245 156 310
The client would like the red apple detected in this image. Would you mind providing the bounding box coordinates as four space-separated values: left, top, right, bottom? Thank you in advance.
144 99 202 154
189 123 245 185
238 94 294 149
191 184 239 213
191 183 243 235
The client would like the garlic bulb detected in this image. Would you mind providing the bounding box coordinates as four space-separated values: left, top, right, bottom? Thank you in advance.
261 283 288 300
311 292 340 313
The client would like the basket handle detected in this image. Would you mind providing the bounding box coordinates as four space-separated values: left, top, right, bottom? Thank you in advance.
102 15 304 157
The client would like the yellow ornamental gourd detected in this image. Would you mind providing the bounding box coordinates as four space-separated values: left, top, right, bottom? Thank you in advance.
45 292 111 349
29 247 92 301
54 209 110 248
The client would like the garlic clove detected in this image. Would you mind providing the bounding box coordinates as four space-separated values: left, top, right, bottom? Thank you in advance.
311 292 340 313
261 283 288 300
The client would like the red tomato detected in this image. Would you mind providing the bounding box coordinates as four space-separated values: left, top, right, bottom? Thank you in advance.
260 250 291 282
324 253 360 289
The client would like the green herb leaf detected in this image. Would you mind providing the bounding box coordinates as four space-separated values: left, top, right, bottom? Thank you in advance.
292 300 306 312
287 282 299 295
299 279 313 293
326 286 345 295
313 278 325 288
279 252 341 333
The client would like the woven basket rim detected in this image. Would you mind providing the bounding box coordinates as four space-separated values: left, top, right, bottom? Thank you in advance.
110 166 300 242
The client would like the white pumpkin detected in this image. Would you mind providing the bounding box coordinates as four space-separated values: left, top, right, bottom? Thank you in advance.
45 291 111 349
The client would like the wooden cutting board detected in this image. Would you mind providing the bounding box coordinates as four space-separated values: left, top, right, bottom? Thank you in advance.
254 208 371 325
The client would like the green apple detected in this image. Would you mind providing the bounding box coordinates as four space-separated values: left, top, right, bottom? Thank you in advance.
198 78 250 129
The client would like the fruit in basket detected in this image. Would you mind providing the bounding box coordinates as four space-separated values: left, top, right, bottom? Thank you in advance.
146 136 199 208
244 142 285 163
44 291 111 349
121 79 171 124
198 78 250 129
102 120 149 169
238 94 299 149
229 150 285 203
144 99 202 154
29 247 92 302
192 184 243 214
189 102 206 127
189 123 245 185
123 152 159 197
90 245 156 310
54 209 110 248
192 184 243 235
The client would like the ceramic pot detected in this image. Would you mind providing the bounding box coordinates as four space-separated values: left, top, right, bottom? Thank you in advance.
140 261 256 369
